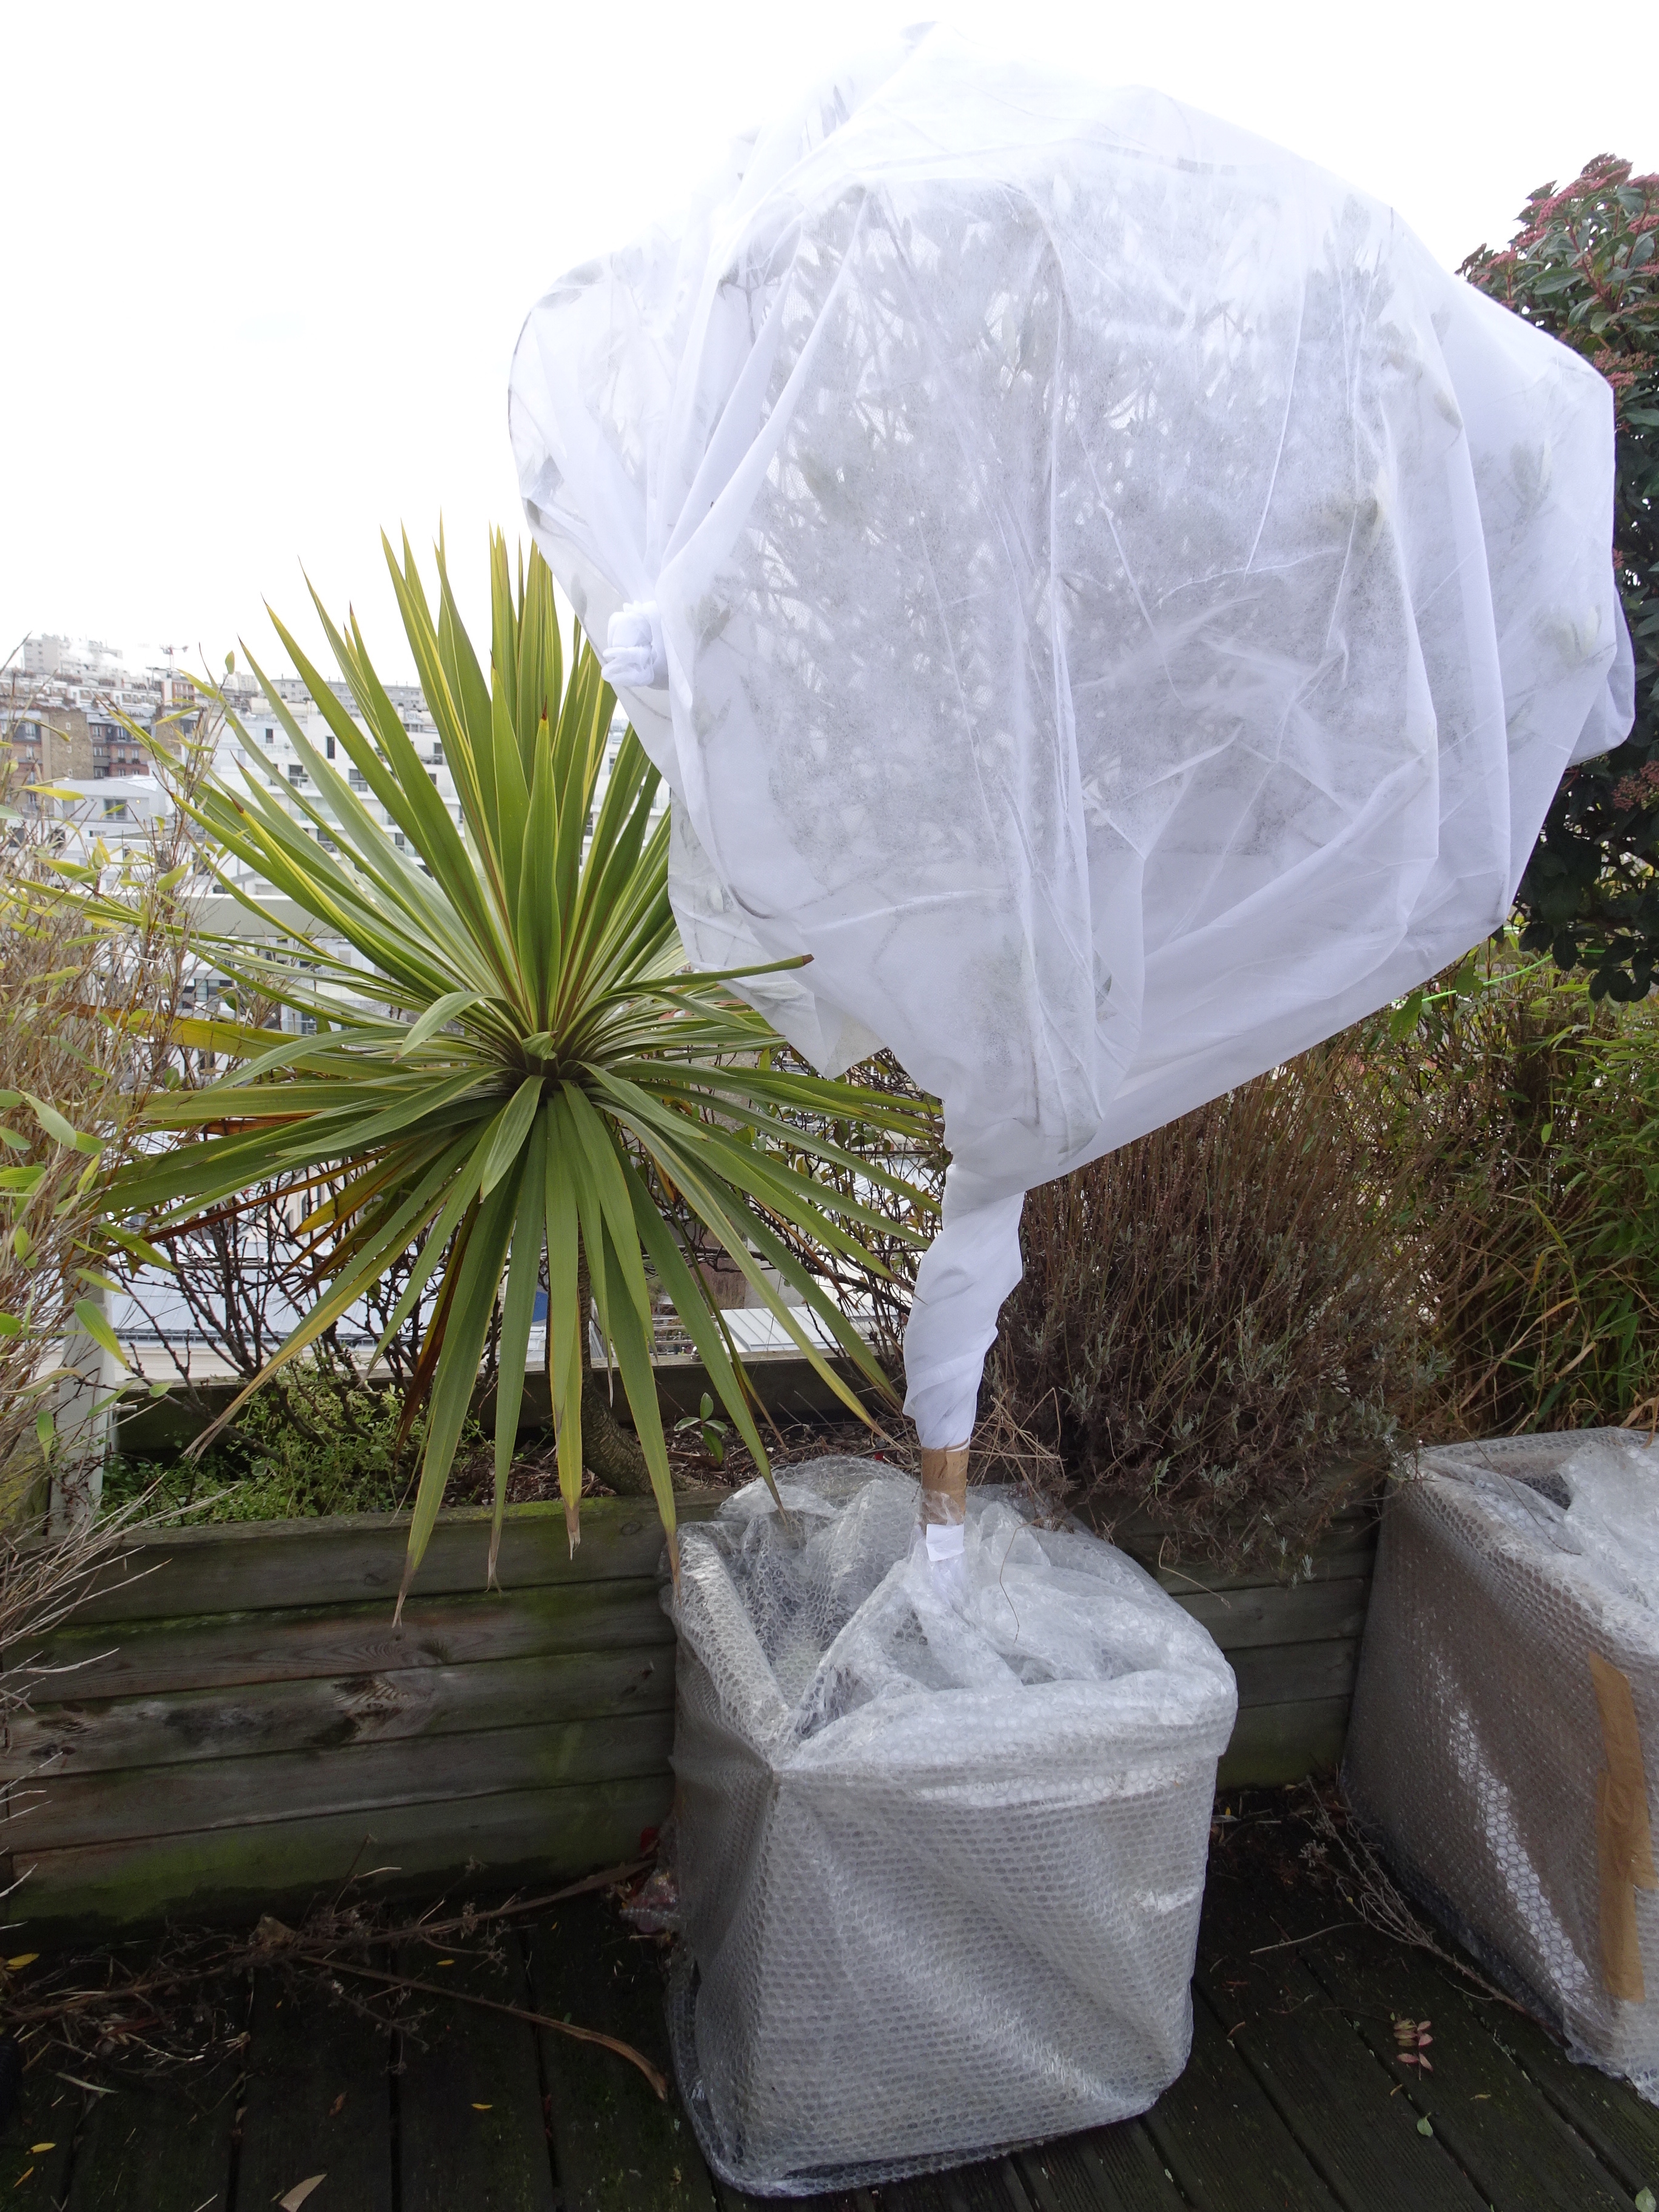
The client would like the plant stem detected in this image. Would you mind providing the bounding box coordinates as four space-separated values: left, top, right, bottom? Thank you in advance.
575 1244 652 1497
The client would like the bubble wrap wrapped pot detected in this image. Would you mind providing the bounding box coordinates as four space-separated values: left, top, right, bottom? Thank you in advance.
1344 1433 1659 2097
665 1458 1238 2194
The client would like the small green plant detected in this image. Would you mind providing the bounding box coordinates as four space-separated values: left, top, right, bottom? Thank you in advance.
100 1358 475 1522
673 1390 728 1468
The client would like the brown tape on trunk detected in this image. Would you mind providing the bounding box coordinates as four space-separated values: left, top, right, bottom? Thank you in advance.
919 1444 969 1527
1589 1651 1657 2004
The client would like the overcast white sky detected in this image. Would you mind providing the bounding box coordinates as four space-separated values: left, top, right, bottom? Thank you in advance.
5 1 1653 685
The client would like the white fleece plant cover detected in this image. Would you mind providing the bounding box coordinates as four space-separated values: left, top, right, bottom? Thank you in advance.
509 28 1634 1449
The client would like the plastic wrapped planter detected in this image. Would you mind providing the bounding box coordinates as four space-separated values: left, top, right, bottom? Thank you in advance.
1344 1433 1659 2098
665 1458 1238 2194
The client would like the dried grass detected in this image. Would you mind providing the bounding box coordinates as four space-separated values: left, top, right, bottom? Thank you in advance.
990 1049 1426 1570
1339 956 1659 1439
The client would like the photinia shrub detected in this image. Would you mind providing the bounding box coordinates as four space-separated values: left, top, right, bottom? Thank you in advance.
1462 157 1659 999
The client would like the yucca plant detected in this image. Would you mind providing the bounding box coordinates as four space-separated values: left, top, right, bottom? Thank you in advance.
109 535 936 1608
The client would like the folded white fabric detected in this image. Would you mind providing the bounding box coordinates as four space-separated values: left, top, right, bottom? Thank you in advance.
509 27 1632 1446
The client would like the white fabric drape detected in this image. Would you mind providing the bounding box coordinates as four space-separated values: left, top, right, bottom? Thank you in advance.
509 28 1634 1447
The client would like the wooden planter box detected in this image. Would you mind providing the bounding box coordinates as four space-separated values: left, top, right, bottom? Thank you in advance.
0 1488 1378 1936
1113 1493 1381 1791
0 1498 707 1937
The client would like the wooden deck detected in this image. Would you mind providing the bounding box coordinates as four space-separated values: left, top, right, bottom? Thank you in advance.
5 1824 1657 2212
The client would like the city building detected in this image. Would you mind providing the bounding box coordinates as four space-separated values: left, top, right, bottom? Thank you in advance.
5 629 658 898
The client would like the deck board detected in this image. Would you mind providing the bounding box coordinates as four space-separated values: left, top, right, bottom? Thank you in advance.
1295 1924 1632 2212
0 2074 75 2205
527 1894 714 2212
18 1825 1659 2212
1018 2129 1185 2211
1195 1882 1487 2212
235 1970 394 2212
1139 1998 1339 2210
394 1935 557 2212
59 2057 238 2211
1478 1988 1659 2199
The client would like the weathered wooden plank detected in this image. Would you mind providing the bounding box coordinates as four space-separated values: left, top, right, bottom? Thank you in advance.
882 2154 1026 2207
396 1935 557 2212
59 2059 238 2211
1480 1982 1659 2200
42 1478 1374 1629
528 1892 716 2212
57 1492 722 1626
1228 1639 1358 1709
1111 1483 1381 1592
18 1575 670 1703
1139 1997 1339 2211
5 1645 672 1781
16 1710 674 1852
236 1969 394 2212
13 1774 671 1934
1142 1522 1378 1597
1195 1884 1486 2212
1216 1698 1351 1788
713 2181 870 2212
0 2070 76 2205
1298 1923 1632 2212
15 1559 1363 1722
1170 1577 1371 1652
1020 2125 1186 2211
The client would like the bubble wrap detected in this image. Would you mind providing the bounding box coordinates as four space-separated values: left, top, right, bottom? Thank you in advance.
509 26 1632 1449
665 1457 1238 2194
1344 1433 1659 2096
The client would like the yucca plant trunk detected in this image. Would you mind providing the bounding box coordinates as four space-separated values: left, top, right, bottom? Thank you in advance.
569 1248 653 1498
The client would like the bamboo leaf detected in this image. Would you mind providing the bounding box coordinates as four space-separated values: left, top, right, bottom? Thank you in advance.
72 1300 130 1373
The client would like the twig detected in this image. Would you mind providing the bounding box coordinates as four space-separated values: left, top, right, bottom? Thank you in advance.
1298 1786 1528 2015
1249 1923 1357 1954
324 1959 666 2099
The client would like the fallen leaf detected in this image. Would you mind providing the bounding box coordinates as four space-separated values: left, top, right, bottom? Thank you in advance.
276 2176 326 2210
436 1959 454 1968
471 2102 492 2112
1416 2117 1434 2138
327 2093 346 2117
13 2168 33 2188
27 2145 53 2154
5 1956 38 1971
1633 2190 1655 2212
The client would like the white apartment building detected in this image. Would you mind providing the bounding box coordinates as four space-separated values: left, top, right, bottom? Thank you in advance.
8 634 660 1014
